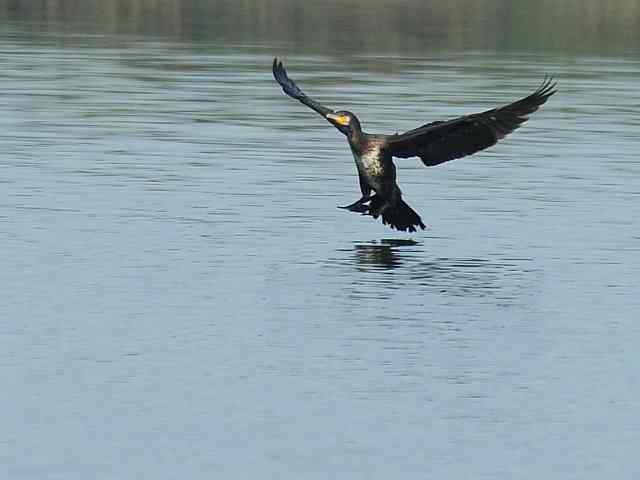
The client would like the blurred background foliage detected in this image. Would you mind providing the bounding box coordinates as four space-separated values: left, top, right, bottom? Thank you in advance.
1 0 639 56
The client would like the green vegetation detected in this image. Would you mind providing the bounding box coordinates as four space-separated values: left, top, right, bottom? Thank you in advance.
1 0 639 55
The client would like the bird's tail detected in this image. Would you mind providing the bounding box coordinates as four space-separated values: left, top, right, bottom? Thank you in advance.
369 196 426 232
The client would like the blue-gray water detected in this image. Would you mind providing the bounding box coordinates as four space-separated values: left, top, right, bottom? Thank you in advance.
2 22 640 480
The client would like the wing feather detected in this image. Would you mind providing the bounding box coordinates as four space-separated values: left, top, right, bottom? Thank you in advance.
272 58 334 118
385 77 557 166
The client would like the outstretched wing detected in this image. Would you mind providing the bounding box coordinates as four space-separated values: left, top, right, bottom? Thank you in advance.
272 58 335 118
385 78 557 167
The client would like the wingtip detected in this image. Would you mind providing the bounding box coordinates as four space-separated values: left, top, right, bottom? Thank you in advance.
272 57 283 82
532 75 557 101
540 74 558 96
273 57 288 82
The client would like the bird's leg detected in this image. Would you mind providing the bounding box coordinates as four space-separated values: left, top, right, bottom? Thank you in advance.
338 194 372 213
369 202 389 218
367 190 394 219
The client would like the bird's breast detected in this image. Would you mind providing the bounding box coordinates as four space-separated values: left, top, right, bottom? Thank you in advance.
353 147 384 178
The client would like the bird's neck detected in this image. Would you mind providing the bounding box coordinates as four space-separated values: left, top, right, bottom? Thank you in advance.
347 126 366 148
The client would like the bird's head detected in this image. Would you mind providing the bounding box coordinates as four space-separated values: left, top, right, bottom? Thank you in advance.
326 111 362 136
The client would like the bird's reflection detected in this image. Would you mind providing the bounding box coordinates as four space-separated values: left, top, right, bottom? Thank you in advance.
352 239 419 271
346 239 532 298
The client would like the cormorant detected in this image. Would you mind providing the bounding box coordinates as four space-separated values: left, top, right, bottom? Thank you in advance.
272 58 556 232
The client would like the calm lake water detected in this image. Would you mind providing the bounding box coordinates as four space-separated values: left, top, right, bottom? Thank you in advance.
2 15 640 480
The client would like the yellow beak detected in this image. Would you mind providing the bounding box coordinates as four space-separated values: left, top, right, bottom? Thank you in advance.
326 113 350 126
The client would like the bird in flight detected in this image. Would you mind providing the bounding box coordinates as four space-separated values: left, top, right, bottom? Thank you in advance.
272 58 556 232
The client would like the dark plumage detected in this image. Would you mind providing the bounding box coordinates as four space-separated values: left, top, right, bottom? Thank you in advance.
272 58 556 232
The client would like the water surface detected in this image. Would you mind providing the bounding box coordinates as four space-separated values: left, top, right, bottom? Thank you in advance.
1 17 640 480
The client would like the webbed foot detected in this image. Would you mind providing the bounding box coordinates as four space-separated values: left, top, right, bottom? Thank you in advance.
338 201 369 213
337 195 372 213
